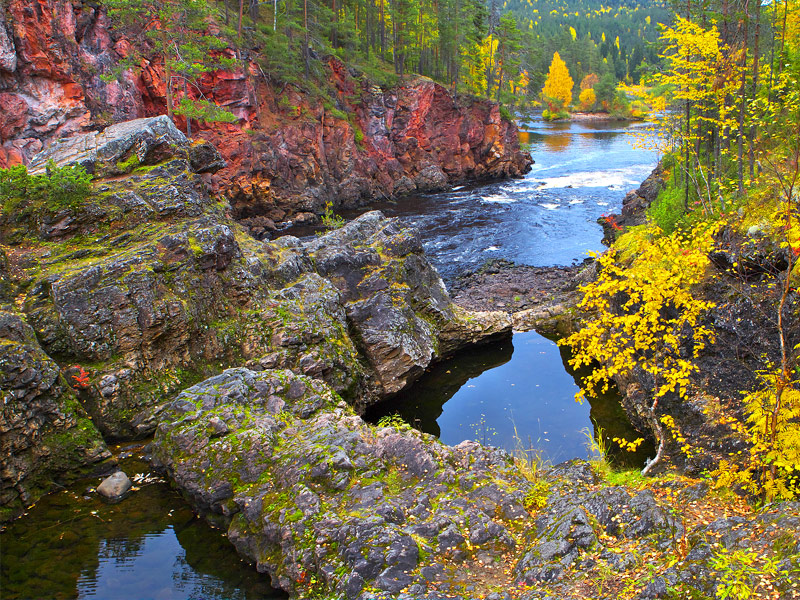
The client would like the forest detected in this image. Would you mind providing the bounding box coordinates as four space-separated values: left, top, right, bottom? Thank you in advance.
103 0 669 121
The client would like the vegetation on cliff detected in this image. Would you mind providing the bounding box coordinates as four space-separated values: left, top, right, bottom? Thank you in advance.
563 0 800 501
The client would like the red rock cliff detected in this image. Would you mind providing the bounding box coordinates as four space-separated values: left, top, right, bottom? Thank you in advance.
0 0 532 229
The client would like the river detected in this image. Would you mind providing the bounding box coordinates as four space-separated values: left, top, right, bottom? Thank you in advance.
0 119 658 600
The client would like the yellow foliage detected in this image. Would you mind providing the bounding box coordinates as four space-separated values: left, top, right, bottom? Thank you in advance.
713 370 800 500
579 88 596 110
562 223 718 405
541 51 574 110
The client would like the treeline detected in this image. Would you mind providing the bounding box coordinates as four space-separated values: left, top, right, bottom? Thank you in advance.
650 0 799 211
102 0 670 115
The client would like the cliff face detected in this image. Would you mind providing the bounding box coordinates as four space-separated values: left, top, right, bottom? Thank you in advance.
0 0 532 231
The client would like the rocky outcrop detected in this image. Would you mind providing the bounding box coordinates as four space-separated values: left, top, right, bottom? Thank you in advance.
0 308 110 521
0 0 531 229
153 372 799 600
0 117 511 516
151 367 530 598
599 163 665 244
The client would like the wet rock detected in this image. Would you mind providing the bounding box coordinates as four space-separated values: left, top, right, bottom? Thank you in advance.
0 308 109 521
96 471 133 500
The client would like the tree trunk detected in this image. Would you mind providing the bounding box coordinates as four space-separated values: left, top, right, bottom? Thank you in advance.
238 0 244 40
748 0 761 179
737 0 750 195
304 0 310 79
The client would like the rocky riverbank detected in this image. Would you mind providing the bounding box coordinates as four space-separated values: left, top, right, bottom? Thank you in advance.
2 118 798 599
0 116 511 520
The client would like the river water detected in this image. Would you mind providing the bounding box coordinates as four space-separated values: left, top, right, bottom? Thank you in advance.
346 119 658 281
0 119 658 599
364 119 658 465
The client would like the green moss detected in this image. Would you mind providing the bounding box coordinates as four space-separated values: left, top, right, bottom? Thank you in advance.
116 153 141 173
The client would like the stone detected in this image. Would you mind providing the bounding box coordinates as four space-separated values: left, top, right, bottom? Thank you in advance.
27 116 190 177
96 471 133 500
0 308 109 521
151 368 530 599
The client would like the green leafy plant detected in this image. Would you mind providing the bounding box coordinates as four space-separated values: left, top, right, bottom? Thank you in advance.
321 201 345 230
0 162 93 214
710 547 779 600
376 413 409 431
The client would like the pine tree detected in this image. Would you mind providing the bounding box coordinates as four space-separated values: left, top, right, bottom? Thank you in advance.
104 0 237 134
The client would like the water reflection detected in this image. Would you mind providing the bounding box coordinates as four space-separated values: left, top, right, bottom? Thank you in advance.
365 331 654 467
0 453 285 600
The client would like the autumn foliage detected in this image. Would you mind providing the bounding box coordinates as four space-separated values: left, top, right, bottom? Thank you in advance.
541 52 574 111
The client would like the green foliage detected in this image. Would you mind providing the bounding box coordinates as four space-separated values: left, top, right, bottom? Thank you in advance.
710 546 779 600
320 201 345 230
174 98 237 124
376 413 409 431
0 162 93 214
648 183 686 234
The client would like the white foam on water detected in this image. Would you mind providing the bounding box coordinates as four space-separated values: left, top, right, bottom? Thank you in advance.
597 201 609 206
481 194 517 204
540 203 560 210
535 166 651 190
451 185 466 191
484 246 501 252
568 199 583 205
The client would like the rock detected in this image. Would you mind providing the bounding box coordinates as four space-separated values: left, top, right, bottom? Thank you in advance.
2 120 510 451
0 308 109 521
96 471 133 500
305 211 512 402
188 139 226 174
514 466 682 585
0 0 531 219
27 116 190 177
151 367 531 599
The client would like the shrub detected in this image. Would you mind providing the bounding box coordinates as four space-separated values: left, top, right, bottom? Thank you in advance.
0 161 93 215
648 184 685 234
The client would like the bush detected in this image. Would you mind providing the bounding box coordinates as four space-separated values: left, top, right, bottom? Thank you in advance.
648 184 685 234
0 161 93 215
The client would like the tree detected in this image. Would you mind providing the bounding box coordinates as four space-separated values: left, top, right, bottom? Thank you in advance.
541 51 574 110
578 87 596 110
105 0 237 134
561 224 720 476
494 12 522 101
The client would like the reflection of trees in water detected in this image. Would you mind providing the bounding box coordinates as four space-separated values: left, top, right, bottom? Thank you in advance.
174 516 285 599
364 337 515 437
1 455 283 600
542 131 572 153
555 342 654 468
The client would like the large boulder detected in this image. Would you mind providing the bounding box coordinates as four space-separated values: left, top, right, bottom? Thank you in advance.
26 115 224 178
152 368 531 599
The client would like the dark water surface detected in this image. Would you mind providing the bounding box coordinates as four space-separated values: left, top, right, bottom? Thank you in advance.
0 450 285 600
365 330 654 467
363 120 658 464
